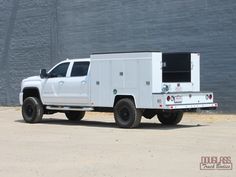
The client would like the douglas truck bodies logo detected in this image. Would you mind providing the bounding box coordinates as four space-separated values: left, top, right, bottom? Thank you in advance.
200 156 233 170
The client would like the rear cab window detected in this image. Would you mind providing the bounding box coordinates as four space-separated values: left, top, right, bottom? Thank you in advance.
71 62 90 77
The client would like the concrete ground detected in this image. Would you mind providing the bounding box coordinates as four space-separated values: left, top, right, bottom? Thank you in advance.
0 107 235 177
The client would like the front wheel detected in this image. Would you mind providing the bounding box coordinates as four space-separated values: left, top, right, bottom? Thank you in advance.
114 98 142 128
22 97 43 123
157 112 183 125
65 111 85 121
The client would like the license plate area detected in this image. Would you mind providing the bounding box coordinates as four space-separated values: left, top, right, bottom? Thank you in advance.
174 95 182 103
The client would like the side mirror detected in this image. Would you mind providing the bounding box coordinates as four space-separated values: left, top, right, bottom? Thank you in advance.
40 69 48 78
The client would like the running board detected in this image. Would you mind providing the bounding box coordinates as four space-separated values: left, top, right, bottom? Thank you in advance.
46 106 94 111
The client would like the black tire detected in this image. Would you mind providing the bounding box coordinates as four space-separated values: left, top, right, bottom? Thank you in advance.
157 111 183 125
114 98 142 128
143 110 156 119
65 111 85 121
22 97 43 123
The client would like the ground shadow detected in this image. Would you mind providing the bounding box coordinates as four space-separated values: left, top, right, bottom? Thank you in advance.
15 118 207 130
139 122 205 130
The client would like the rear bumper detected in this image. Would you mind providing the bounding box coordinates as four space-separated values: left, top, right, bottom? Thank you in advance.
164 103 218 110
153 92 218 111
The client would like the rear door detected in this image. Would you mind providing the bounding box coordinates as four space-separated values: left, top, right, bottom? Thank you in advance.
161 53 199 92
162 53 191 83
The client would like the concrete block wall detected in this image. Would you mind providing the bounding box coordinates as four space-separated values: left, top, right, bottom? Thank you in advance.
0 0 56 104
0 0 235 112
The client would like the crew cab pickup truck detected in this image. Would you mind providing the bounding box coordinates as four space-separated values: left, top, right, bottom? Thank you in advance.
19 52 217 128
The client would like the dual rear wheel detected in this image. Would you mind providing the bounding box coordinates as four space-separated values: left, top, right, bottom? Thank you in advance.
65 111 85 121
114 98 142 128
113 98 183 128
157 112 183 125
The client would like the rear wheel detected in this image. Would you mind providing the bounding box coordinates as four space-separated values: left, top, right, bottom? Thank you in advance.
114 98 142 128
22 97 43 123
65 111 85 121
143 110 156 119
157 112 183 125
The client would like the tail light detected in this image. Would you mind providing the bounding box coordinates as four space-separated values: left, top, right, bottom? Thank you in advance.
209 94 212 100
167 96 171 101
206 94 213 100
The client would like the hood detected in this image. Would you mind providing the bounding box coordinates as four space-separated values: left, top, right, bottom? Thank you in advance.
23 76 41 82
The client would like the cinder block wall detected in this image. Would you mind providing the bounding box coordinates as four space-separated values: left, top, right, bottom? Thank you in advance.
0 0 235 112
0 0 56 104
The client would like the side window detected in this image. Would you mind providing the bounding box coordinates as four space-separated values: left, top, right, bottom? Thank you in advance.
49 62 69 78
71 62 90 77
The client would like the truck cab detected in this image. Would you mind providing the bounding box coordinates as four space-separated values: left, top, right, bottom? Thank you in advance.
20 58 91 106
41 59 91 106
19 52 217 128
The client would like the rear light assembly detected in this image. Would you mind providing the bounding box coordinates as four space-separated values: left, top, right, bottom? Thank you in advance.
167 96 171 101
166 95 174 102
209 94 212 100
206 94 213 100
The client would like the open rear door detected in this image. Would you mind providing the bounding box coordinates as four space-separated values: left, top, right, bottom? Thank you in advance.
161 53 200 92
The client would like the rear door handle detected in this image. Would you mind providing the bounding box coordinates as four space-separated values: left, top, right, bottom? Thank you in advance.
81 80 87 85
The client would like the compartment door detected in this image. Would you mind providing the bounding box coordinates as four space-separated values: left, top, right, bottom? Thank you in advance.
90 60 112 107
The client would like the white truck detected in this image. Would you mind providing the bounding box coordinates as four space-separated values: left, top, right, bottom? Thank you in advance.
19 52 217 128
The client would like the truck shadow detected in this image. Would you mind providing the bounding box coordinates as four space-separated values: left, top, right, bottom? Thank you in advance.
15 118 206 130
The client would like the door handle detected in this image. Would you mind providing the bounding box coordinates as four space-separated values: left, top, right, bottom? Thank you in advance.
81 80 87 85
58 81 64 85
